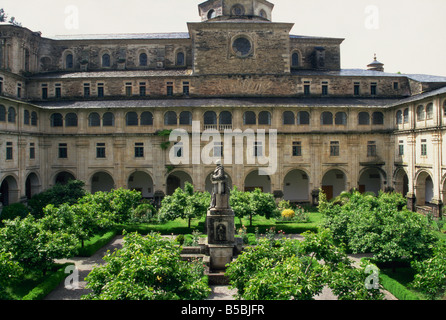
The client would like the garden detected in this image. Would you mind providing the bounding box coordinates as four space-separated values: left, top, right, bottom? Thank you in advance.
0 180 445 300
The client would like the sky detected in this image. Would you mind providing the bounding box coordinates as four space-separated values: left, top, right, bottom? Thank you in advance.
2 0 446 76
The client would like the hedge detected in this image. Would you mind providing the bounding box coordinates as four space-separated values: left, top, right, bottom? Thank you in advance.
76 230 118 257
379 273 421 300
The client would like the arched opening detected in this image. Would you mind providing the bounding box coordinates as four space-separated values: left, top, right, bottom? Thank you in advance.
0 176 19 206
25 173 40 200
205 172 233 194
164 111 177 126
358 168 383 196
322 169 346 200
321 112 333 125
283 111 295 125
91 172 115 194
415 171 434 206
139 53 148 67
55 171 75 185
394 169 409 197
244 170 271 193
258 111 271 125
128 171 154 199
166 171 193 196
243 111 256 125
283 170 309 203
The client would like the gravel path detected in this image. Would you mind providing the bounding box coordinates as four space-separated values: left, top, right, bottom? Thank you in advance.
44 235 396 301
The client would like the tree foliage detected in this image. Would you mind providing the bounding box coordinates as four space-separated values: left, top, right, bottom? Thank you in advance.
83 232 211 300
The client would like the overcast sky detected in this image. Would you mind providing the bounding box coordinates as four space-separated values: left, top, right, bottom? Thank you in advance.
2 0 445 76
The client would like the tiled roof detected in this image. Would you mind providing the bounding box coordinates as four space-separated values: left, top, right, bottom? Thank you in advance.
31 69 193 79
51 32 191 41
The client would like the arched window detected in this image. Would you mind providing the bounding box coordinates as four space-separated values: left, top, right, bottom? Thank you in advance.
259 111 271 125
103 112 115 127
403 108 409 123
179 111 192 125
335 112 347 125
358 112 370 125
102 54 111 68
164 111 177 125
243 111 256 125
141 112 154 126
372 112 384 125
65 113 78 127
176 52 185 66
89 113 101 127
426 103 433 120
66 53 74 69
417 105 425 121
126 112 138 126
51 113 63 127
139 53 148 67
321 112 333 125
0 105 6 122
219 111 232 125
207 9 216 19
24 110 30 125
291 52 299 67
31 112 38 126
8 107 16 123
396 110 403 125
204 111 217 125
283 111 295 125
297 111 310 125
443 100 446 117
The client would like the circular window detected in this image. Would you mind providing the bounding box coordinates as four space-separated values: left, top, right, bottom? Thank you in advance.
231 4 245 16
232 37 252 57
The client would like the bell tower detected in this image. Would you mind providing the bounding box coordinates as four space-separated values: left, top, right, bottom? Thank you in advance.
198 0 274 22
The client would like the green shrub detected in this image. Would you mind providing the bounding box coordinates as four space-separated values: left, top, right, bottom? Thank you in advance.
379 273 421 300
0 203 29 226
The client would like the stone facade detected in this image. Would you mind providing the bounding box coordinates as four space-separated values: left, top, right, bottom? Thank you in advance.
0 0 445 217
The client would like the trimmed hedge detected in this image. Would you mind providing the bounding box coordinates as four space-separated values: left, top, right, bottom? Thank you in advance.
379 273 421 300
22 263 74 300
76 230 118 257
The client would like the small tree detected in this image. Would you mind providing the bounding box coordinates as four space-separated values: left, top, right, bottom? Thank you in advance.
229 186 251 225
248 188 279 226
0 252 23 300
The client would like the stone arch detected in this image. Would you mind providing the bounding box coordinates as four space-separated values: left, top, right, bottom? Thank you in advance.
322 168 347 200
0 175 19 206
283 169 310 203
414 170 434 206
128 170 154 199
166 170 193 196
358 167 385 196
244 169 271 193
90 171 115 194
25 172 41 200
394 168 409 197
54 171 76 185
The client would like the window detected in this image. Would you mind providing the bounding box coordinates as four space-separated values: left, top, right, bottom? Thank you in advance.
41 84 48 99
17 83 21 98
292 141 302 157
421 139 427 156
0 77 3 95
29 143 35 160
103 112 115 127
330 141 340 156
102 54 111 67
231 4 245 16
126 112 138 126
141 112 153 126
367 141 377 157
358 112 370 125
125 83 132 96
135 143 144 158
139 53 148 67
66 54 74 69
304 83 311 95
219 111 232 125
291 52 299 67
372 112 384 125
89 113 101 127
164 111 177 125
174 142 183 158
139 83 146 96
6 142 13 160
24 110 30 125
8 107 16 123
214 142 223 158
297 111 310 125
335 112 347 125
96 143 106 159
31 112 38 126
426 103 433 120
371 83 377 95
244 111 256 125
0 105 5 122
321 112 333 125
58 143 68 159
254 141 263 157
354 83 360 96
65 113 78 127
51 113 63 127
444 101 446 116
207 9 216 19
204 111 217 125
398 140 404 156
84 83 90 98
393 82 399 90
176 52 185 66
322 82 328 96
179 111 192 125
417 105 425 121
55 84 62 98
97 83 104 98
167 82 173 96
183 82 190 96
283 111 295 125
259 111 271 125
396 110 403 125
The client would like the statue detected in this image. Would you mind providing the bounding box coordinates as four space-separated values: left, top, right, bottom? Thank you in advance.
216 224 227 241
209 160 230 209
